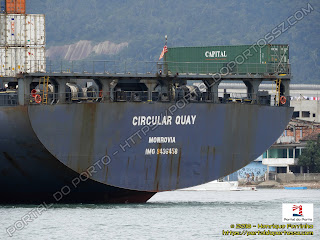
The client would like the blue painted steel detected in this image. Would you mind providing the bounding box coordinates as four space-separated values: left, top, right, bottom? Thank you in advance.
0 0 5 13
0 101 293 203
27 102 293 192
284 187 307 190
0 106 155 204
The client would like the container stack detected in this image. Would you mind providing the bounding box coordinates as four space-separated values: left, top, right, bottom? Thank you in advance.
0 0 46 77
1 0 6 13
6 0 25 14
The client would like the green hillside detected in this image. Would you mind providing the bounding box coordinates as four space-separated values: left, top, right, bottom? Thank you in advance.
27 0 320 83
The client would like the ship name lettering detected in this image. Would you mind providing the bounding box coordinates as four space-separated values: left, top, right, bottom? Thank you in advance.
132 115 197 126
175 115 196 125
149 137 176 143
132 116 172 126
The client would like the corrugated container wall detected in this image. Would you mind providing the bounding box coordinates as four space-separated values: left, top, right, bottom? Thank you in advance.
0 47 46 77
0 14 45 46
6 0 25 14
0 0 5 13
26 14 46 45
165 44 289 74
0 14 25 45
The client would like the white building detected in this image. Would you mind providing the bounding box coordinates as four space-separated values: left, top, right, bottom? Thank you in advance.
262 119 320 177
193 83 320 123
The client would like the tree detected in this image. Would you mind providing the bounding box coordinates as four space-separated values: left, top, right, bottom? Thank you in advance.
298 135 320 173
26 0 320 83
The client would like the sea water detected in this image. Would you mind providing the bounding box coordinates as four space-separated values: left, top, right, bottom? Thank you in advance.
0 189 319 240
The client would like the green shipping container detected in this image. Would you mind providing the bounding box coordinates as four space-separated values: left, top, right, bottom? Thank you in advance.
164 44 289 75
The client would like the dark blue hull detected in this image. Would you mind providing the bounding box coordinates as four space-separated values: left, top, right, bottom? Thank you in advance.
0 102 293 203
0 106 155 204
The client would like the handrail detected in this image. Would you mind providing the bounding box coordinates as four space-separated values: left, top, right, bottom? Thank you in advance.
0 90 290 107
20 60 291 76
0 92 18 106
23 90 290 107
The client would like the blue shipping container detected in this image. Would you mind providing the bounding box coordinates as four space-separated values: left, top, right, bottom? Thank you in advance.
0 0 5 13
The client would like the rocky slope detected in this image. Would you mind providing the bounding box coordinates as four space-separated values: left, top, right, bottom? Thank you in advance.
46 40 128 60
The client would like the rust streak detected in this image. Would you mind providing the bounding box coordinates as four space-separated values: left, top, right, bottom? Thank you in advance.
3 152 30 178
145 168 148 181
144 156 147 169
204 146 210 181
206 146 210 168
103 148 108 173
127 157 130 169
169 154 173 187
154 143 161 191
176 148 182 187
212 146 216 174
154 154 160 190
232 154 235 172
78 103 98 171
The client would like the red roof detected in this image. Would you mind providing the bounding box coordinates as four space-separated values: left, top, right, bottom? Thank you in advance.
301 131 320 141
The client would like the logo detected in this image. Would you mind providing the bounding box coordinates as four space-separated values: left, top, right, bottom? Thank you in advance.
205 51 227 58
282 204 313 222
292 205 303 217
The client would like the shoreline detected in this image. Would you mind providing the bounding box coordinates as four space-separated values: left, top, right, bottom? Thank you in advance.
240 181 320 189
274 182 320 189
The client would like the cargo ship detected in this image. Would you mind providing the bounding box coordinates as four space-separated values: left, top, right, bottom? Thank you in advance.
0 1 293 203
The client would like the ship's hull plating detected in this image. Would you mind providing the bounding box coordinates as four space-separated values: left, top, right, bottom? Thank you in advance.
0 102 293 203
0 106 155 204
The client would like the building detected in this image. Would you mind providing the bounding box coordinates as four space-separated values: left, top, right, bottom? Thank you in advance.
225 157 276 183
262 119 320 176
291 100 320 122
194 83 320 122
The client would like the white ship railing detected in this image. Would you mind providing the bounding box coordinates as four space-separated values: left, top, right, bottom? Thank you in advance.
21 60 291 76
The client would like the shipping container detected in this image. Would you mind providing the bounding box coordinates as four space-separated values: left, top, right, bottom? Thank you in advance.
165 44 289 75
0 0 5 13
0 14 45 46
6 0 25 14
0 14 25 46
0 46 46 77
26 14 45 46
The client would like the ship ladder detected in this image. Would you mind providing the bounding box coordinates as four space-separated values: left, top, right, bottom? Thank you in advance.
272 79 281 106
40 76 50 104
